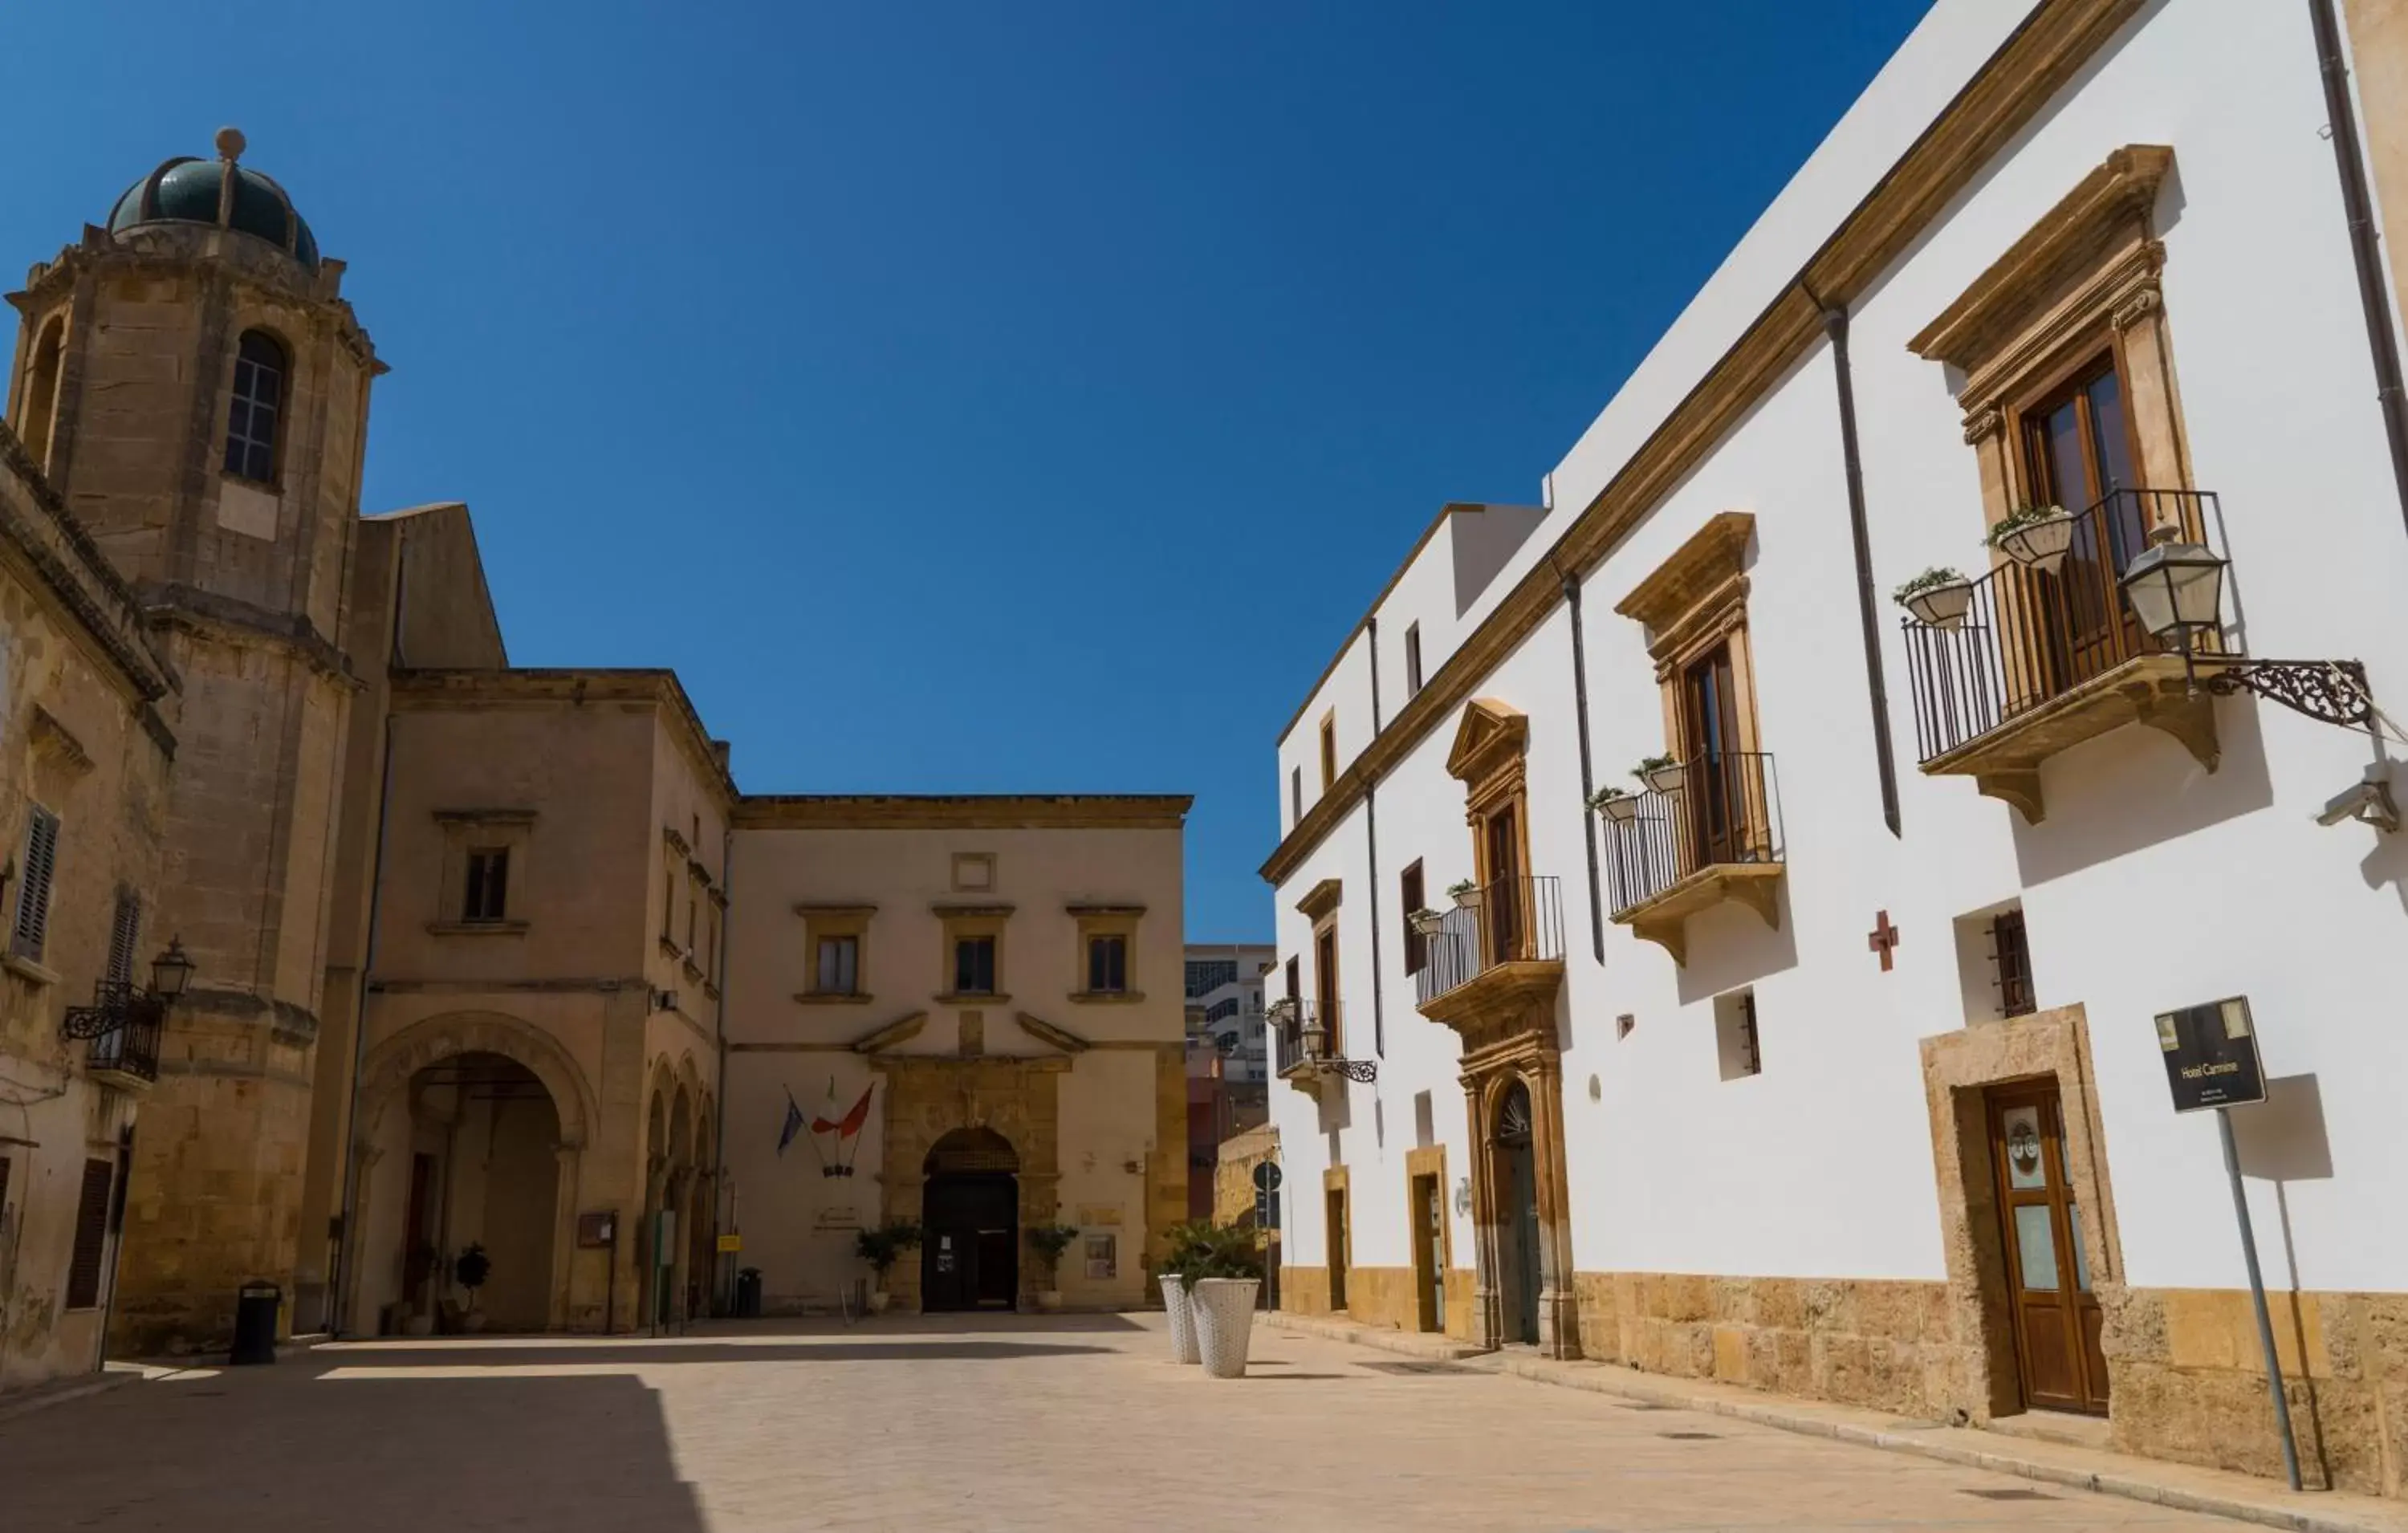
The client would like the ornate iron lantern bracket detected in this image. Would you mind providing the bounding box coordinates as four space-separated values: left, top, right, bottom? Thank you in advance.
62 979 160 1039
1314 1057 1379 1084
2201 659 2377 730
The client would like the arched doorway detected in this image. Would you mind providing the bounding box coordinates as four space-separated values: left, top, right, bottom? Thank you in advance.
1492 1079 1540 1346
372 1051 562 1333
921 1127 1019 1312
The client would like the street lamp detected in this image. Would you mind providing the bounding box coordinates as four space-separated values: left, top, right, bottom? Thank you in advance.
2119 530 2227 669
151 936 195 1002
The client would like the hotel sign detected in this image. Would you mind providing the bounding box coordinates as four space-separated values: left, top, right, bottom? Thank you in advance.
2154 996 2267 1113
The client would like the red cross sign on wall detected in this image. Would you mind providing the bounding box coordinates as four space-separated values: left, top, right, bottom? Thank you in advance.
1868 910 1902 972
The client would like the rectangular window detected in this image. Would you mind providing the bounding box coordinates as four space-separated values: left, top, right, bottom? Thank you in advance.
1405 623 1424 696
1290 766 1303 827
1714 988 1762 1080
11 806 59 962
104 891 140 988
462 848 510 924
815 935 860 995
1992 909 2036 1018
1086 934 1129 994
65 1157 113 1309
1399 860 1426 975
1320 714 1337 791
1284 955 1299 1006
954 936 997 996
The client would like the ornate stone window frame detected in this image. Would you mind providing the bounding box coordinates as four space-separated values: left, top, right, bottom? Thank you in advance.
794 903 876 1005
1614 510 1763 760
427 808 533 937
1067 902 1145 1004
1444 699 1532 890
934 902 1013 1004
1296 878 1343 1058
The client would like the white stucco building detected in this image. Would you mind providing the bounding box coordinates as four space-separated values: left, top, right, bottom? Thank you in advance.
1262 0 2408 1499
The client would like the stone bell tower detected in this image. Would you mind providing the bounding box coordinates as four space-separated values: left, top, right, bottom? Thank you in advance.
6 129 383 1351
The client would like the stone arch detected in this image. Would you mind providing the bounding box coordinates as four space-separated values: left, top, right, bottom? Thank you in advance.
356 1010 593 1152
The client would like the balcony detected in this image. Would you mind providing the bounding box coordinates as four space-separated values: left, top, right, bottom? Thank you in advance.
1412 876 1565 1044
1903 488 2227 823
1270 1000 1374 1090
1602 752 1784 966
66 980 164 1089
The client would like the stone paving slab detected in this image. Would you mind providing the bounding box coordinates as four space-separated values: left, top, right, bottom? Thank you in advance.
0 1312 2289 1531
1275 1311 2408 1533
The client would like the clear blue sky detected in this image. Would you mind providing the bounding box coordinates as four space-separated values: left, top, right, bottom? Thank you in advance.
6 1 1931 941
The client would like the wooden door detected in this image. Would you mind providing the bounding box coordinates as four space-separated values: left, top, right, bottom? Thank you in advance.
1413 1173 1445 1333
1325 1187 1348 1311
1681 644 1748 872
404 1153 437 1313
1313 925 1340 1056
2024 359 2148 692
1481 804 1524 964
1987 1084 2110 1415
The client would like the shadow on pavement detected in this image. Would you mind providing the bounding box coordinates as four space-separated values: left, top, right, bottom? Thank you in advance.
315 1339 1117 1369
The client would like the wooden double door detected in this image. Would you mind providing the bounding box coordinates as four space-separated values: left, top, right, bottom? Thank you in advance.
922 1173 1018 1311
1987 1084 2110 1415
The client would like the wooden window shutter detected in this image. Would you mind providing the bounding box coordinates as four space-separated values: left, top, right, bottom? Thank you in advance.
105 891 140 987
13 807 60 962
65 1157 114 1308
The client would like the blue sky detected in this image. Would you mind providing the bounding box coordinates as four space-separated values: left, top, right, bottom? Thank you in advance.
6 1 1932 941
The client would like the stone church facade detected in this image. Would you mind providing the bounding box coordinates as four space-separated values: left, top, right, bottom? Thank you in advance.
0 132 1187 1391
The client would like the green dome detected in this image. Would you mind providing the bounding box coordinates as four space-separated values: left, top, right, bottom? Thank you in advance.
108 145 319 269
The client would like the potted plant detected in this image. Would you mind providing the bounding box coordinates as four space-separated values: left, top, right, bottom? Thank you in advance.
452 1242 492 1334
1986 502 2076 572
1633 753 1683 795
1588 783 1641 823
1447 878 1483 911
1893 566 1975 628
1155 1222 1210 1364
1027 1222 1079 1310
855 1219 922 1313
1406 906 1447 937
1185 1222 1269 1380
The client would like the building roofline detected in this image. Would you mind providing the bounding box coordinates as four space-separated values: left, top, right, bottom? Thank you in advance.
734 794 1193 831
388 666 736 802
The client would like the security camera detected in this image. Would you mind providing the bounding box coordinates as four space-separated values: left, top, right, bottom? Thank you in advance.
2316 766 2400 832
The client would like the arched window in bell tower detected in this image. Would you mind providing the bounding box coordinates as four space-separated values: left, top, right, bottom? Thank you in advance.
18 318 65 474
224 330 287 484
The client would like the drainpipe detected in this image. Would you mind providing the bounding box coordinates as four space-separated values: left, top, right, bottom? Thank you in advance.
328 549 409 1336
2310 0 2408 542
1811 291 1904 838
1551 557 1607 963
1363 618 1385 1059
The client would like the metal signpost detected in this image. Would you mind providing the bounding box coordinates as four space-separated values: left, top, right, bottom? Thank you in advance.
1253 1159 1283 1311
2155 995 2299 1491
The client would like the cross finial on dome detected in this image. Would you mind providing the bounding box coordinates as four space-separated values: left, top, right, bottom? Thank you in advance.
213 126 246 164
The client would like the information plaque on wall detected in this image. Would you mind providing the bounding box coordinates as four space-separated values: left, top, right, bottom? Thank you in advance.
2154 996 2268 1113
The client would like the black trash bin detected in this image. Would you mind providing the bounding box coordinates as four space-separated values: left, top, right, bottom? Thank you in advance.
230 1281 280 1366
734 1267 763 1319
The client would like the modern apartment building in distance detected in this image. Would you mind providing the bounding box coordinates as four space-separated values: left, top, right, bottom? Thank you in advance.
1182 942 1272 1218
1261 0 2408 1501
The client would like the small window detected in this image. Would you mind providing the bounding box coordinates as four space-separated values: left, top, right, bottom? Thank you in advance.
816 935 860 995
65 1157 114 1309
104 892 140 988
1714 988 1762 1080
224 330 287 484
462 848 510 924
1087 934 1129 994
12 806 60 962
1284 955 1300 1005
1320 714 1337 791
661 866 675 939
1405 623 1424 697
685 883 698 950
1399 860 1426 975
1991 909 2036 1018
1290 766 1303 827
20 318 63 474
954 936 998 995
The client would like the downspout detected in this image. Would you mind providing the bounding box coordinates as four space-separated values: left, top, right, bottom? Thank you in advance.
1551 556 1607 963
1810 291 1904 838
329 547 408 1336
1362 618 1385 1059
2311 0 2408 540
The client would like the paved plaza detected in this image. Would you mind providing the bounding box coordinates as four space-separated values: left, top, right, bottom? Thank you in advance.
0 1313 2262 1531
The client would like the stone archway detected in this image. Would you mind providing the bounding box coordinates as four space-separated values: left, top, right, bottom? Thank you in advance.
1460 1049 1578 1359
348 1014 596 1335
921 1128 1021 1312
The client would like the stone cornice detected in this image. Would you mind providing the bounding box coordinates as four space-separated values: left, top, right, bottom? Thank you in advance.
1259 0 2146 888
735 794 1193 831
0 424 177 707
390 667 738 804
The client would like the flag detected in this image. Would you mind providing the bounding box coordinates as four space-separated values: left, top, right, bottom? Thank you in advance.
775 1089 805 1157
816 1084 873 1140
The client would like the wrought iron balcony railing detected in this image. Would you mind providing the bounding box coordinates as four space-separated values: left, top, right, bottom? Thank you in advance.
63 978 165 1086
1603 751 1784 917
1903 488 2227 764
1268 999 1375 1084
1413 875 1564 1009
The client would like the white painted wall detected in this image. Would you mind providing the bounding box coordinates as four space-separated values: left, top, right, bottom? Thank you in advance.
1271 0 2408 1310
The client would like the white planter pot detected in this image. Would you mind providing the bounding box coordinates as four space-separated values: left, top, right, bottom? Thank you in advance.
1191 1278 1261 1378
1641 762 1686 795
1161 1275 1201 1364
1995 513 2076 573
1597 795 1641 824
460 1308 489 1334
867 1290 890 1315
1037 1290 1063 1311
1902 580 1975 628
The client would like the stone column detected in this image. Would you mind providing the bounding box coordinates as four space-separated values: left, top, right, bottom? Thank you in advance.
1461 1076 1501 1351
548 1142 580 1332
338 1142 381 1337
1529 1055 1581 1360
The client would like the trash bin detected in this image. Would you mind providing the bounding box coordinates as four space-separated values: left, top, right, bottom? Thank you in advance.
734 1267 763 1319
230 1281 280 1366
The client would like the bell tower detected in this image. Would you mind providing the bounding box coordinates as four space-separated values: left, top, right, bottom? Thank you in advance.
6 129 384 1352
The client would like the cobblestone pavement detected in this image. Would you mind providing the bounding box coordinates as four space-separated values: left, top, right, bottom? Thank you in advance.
0 1313 2255 1532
